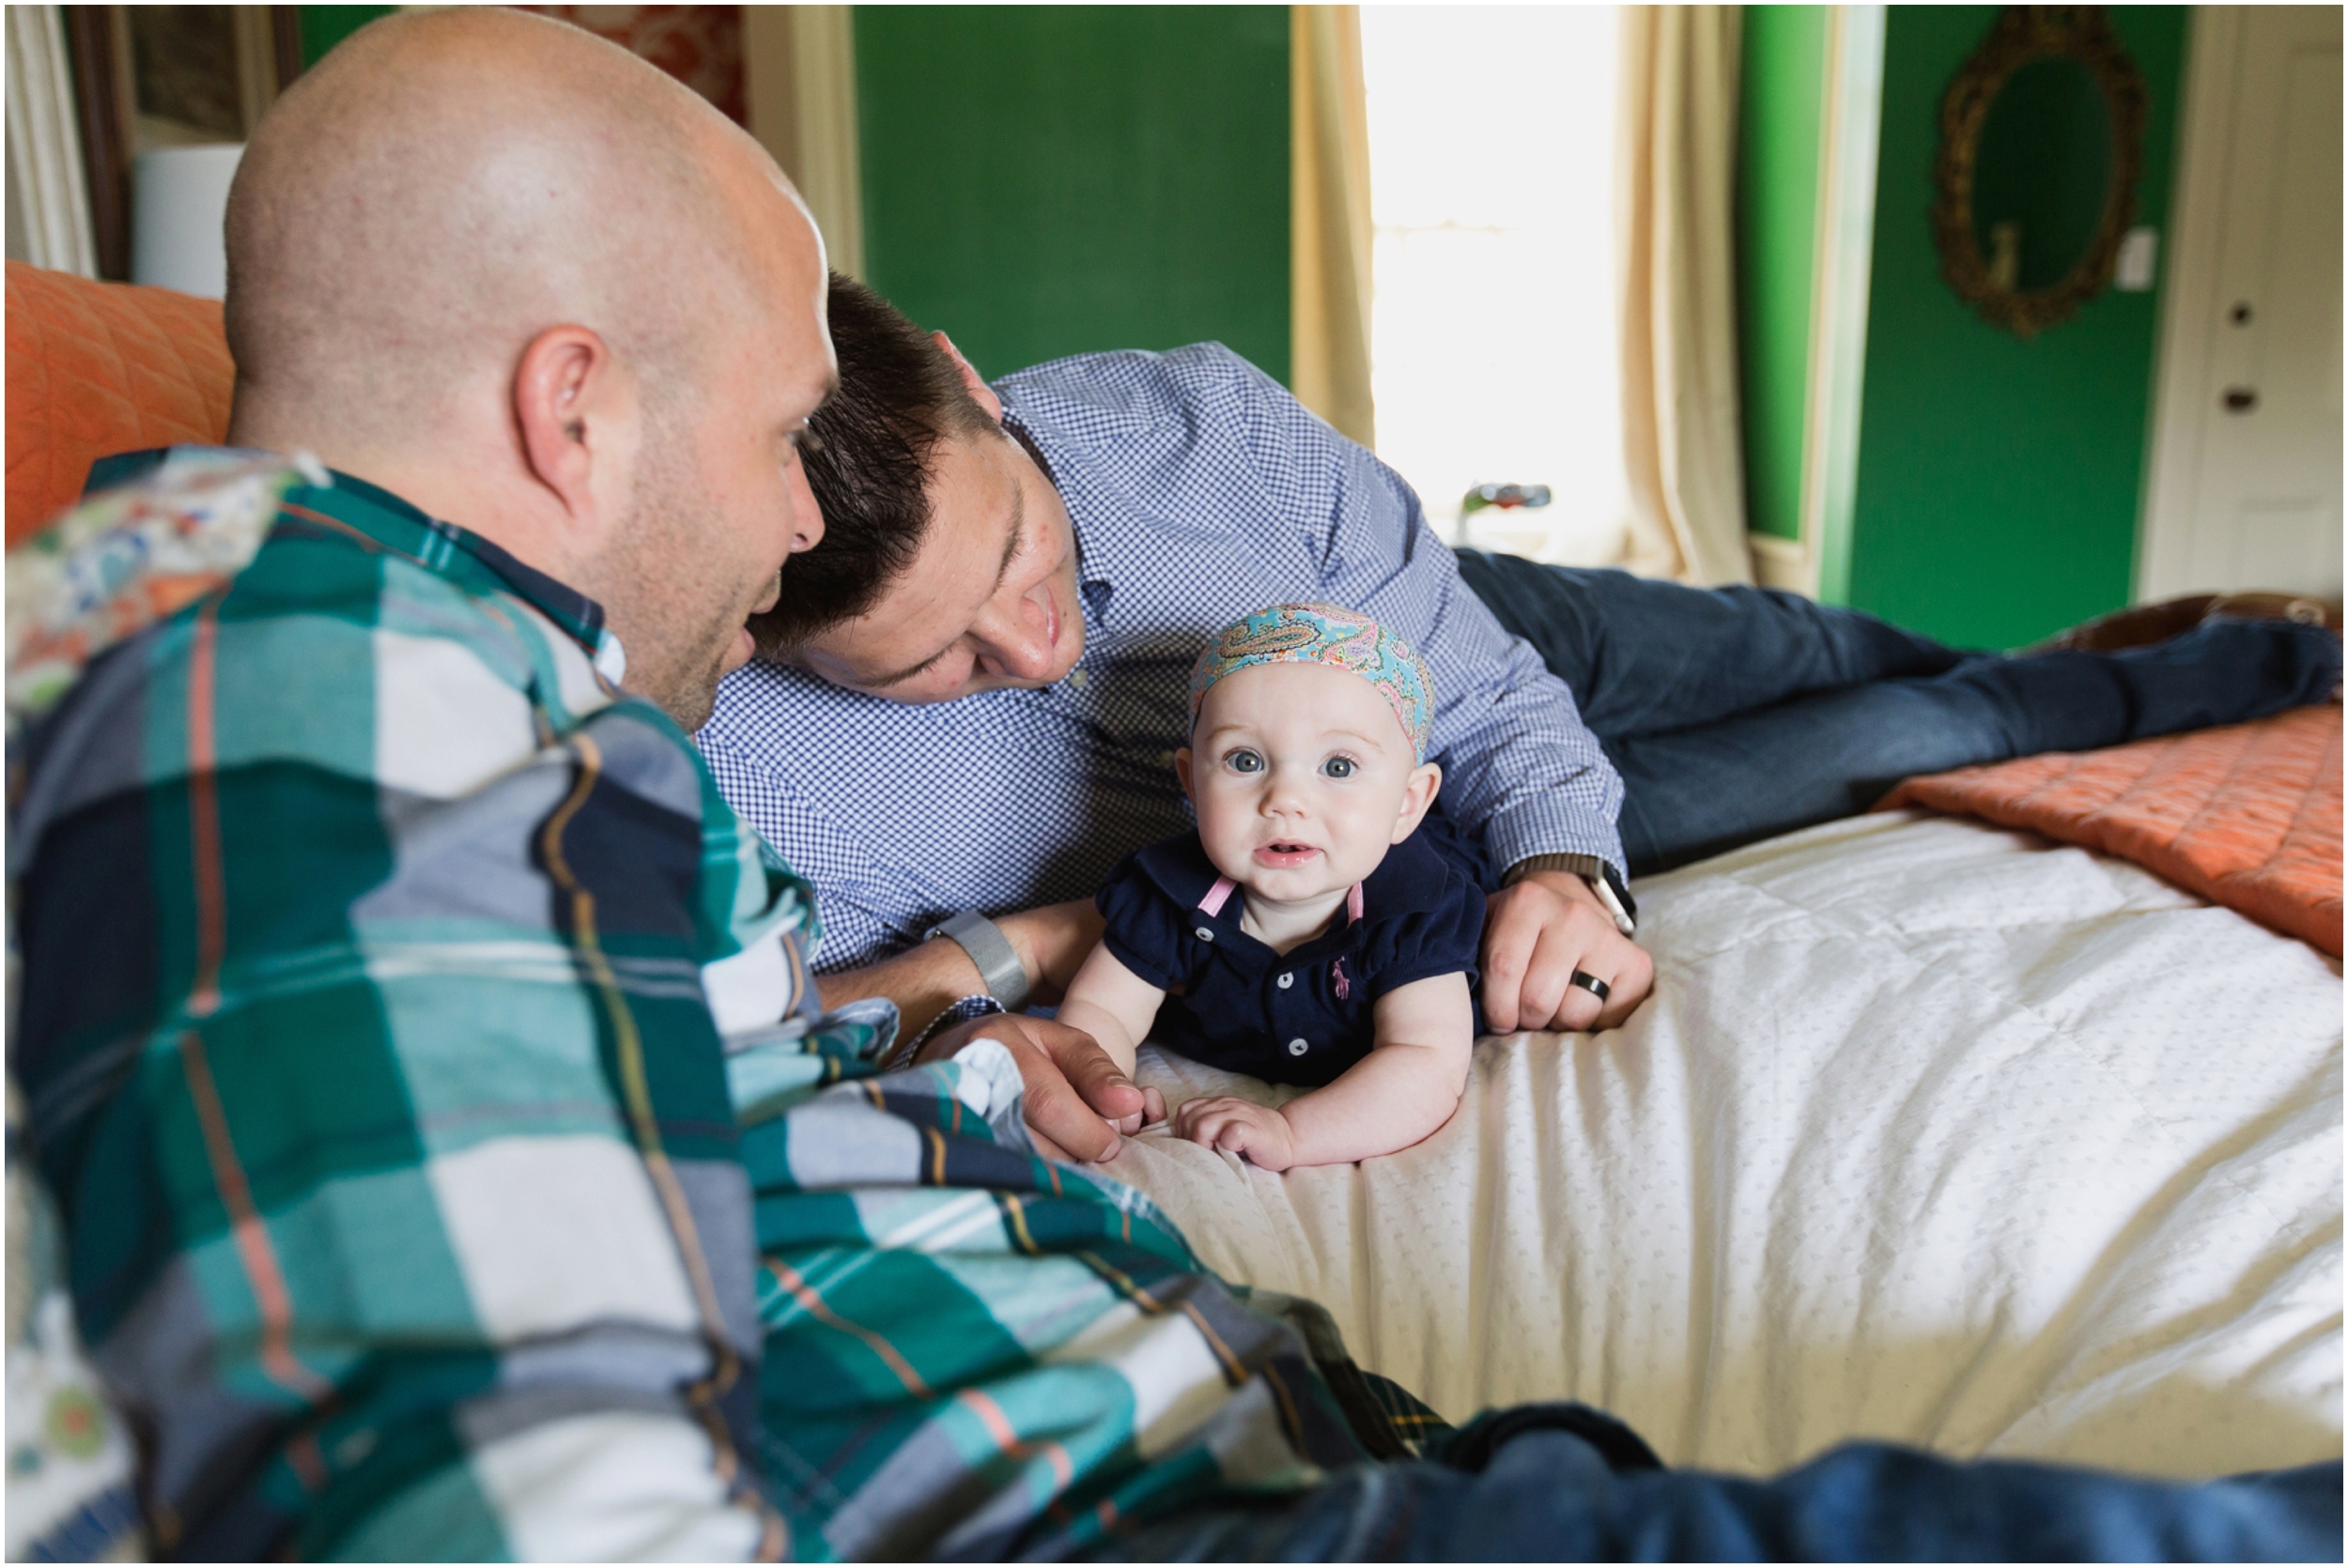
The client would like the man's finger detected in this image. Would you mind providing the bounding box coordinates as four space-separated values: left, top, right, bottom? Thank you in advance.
991 1029 1120 1162
1027 1123 1077 1163
1594 945 1655 1030
1478 903 1540 1035
1038 1020 1147 1123
1516 924 1583 1032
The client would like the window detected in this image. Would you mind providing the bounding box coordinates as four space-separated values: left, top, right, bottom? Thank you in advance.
1362 6 1627 563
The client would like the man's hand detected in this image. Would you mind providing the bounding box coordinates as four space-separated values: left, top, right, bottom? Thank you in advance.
915 1011 1164 1162
1479 869 1654 1035
1170 1096 1299 1171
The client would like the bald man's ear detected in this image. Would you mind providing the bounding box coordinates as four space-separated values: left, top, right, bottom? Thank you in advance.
515 325 637 542
930 331 1004 423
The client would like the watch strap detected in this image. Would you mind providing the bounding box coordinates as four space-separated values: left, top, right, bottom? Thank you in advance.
1502 853 1638 936
925 911 1031 1011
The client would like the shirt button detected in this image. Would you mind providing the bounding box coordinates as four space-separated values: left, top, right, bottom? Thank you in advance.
1195 927 1214 943
1070 669 1089 688
1286 1038 1309 1056
1276 972 1293 990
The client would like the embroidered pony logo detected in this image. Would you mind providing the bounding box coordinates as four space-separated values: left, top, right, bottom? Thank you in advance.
1331 958 1351 1000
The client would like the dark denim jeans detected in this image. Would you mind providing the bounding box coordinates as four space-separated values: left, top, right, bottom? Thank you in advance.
1086 1407 2342 1561
1451 553 2344 875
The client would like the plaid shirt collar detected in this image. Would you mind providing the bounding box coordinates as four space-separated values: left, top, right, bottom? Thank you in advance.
279 466 620 668
91 445 621 671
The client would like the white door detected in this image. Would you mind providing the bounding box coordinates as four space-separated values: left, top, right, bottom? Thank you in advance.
2140 6 2343 602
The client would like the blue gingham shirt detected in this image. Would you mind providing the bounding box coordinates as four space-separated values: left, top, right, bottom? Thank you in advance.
699 345 1626 968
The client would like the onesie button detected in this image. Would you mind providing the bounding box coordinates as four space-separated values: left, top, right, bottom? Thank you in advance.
1286 1038 1309 1057
1195 927 1214 943
1276 972 1293 990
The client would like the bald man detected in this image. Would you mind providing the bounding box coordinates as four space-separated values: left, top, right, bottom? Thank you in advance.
12 9 837 1557
11 11 2340 1565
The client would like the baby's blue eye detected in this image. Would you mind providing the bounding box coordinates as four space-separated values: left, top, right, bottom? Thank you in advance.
1228 749 1264 774
1321 756 1356 779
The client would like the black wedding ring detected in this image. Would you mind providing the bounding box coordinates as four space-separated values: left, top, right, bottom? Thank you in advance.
1568 969 1611 1004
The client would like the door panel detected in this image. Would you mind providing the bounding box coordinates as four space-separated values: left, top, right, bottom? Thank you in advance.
2146 6 2343 601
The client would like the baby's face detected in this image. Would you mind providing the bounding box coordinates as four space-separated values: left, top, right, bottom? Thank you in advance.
1179 661 1440 906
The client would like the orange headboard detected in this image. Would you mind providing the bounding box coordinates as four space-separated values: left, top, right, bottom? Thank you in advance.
6 261 236 547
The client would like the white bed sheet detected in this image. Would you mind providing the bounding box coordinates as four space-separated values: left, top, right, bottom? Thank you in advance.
1102 811 2343 1480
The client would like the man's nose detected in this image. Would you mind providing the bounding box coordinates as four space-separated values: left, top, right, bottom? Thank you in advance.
785 458 826 554
974 592 1054 681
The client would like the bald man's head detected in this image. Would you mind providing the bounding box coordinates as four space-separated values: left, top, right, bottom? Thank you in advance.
229 8 765 436
224 8 835 728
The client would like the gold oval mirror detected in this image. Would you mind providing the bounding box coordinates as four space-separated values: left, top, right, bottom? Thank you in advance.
1933 8 2149 339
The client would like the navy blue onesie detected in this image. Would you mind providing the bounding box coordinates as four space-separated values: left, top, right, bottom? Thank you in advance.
1093 825 1487 1087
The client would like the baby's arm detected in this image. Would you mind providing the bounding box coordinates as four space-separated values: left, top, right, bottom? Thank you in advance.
1174 973 1474 1170
1056 942 1171 1133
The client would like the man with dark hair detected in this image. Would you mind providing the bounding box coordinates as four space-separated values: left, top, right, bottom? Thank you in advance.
749 276 996 650
704 276 2340 1157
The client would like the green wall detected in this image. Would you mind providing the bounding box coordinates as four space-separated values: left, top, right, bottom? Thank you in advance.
299 6 396 69
1737 7 1830 545
1844 7 2186 649
854 6 1290 384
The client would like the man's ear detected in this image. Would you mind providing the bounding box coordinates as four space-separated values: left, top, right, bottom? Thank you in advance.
515 324 635 542
1174 746 1196 806
930 331 1005 423
1391 761 1443 844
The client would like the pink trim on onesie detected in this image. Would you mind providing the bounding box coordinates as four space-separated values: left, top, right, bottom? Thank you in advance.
1197 877 1238 916
1345 883 1365 924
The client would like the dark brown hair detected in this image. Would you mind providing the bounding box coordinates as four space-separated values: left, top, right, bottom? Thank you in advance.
749 273 996 653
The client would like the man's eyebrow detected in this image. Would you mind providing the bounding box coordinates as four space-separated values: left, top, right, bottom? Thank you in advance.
990 483 1026 597
862 485 1026 689
866 642 953 690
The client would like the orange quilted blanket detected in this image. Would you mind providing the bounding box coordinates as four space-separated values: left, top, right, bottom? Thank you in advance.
1878 704 2343 956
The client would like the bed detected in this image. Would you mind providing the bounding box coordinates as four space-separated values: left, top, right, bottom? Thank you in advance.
1104 807 2343 1482
5 259 2339 1551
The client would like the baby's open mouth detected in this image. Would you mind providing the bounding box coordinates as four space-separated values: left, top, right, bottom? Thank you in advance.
1253 841 1322 867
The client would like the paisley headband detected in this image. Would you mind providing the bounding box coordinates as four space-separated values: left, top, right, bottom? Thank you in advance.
1186 602 1434 761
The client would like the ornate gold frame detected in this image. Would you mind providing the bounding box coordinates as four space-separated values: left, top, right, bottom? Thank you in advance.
1932 7 2150 340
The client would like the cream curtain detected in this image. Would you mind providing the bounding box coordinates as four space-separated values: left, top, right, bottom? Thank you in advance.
4 6 98 277
1617 6 1753 585
1290 5 1376 450
742 6 865 280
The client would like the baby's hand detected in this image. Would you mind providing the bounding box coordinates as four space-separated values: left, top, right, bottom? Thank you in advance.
1171 1096 1299 1171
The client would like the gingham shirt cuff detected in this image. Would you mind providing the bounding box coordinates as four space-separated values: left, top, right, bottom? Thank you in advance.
1483 809 1629 884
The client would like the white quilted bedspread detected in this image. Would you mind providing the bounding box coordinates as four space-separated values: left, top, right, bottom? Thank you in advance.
1102 811 2343 1480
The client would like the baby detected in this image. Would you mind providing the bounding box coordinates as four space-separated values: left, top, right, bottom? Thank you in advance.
1058 603 1483 1170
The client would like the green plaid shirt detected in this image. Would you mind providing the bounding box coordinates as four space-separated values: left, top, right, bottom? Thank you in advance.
11 455 1443 1560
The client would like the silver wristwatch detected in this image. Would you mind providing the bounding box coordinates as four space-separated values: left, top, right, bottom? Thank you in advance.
1502 853 1638 936
923 911 1031 1011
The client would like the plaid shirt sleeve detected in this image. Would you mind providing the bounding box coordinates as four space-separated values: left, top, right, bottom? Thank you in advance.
11 468 807 1559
